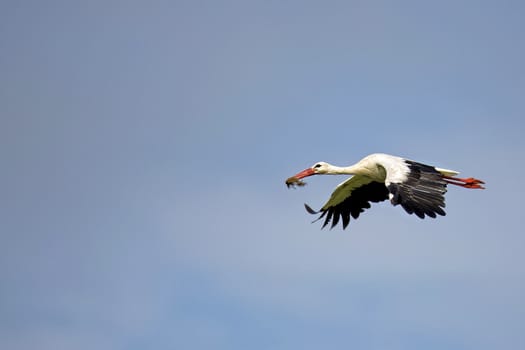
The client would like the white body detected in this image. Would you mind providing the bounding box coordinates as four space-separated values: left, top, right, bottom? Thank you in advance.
319 153 458 185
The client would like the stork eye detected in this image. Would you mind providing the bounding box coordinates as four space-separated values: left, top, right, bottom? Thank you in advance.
314 164 322 168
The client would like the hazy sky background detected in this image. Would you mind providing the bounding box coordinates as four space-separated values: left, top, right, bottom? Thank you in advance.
2 0 525 349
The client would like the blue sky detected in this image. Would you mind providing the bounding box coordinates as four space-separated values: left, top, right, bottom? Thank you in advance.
2 0 525 349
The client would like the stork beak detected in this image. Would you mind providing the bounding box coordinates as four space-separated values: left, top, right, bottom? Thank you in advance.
285 167 315 188
292 168 315 179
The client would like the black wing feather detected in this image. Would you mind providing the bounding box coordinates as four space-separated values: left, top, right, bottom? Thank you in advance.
306 180 389 230
388 160 447 219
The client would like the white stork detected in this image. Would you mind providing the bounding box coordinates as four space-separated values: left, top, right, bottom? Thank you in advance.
285 153 484 229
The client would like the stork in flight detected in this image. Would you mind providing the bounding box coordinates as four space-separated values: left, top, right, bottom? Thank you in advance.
285 153 484 229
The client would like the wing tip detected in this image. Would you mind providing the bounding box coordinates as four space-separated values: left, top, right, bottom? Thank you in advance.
304 203 319 214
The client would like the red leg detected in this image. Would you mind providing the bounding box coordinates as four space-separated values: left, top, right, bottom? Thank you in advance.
443 175 485 189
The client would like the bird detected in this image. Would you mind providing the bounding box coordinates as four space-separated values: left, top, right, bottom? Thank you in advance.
285 153 484 229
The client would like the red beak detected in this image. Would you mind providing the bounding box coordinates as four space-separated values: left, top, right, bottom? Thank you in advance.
293 168 315 179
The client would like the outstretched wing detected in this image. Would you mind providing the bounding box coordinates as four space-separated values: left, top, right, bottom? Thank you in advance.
386 160 447 219
305 175 389 229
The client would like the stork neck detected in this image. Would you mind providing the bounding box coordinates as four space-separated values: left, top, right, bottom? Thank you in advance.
327 164 362 175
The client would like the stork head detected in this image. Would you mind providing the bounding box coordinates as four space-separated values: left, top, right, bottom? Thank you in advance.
311 162 331 174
